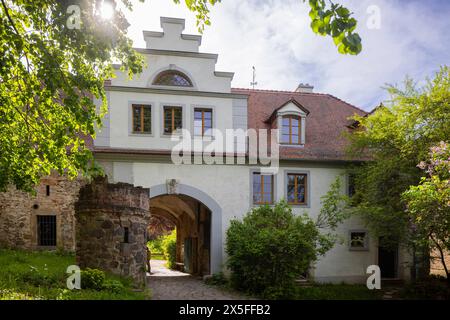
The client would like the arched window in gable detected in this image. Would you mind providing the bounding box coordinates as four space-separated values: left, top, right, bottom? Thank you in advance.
152 70 193 87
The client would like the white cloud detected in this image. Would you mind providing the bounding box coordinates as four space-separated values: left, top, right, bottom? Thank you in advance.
122 0 450 111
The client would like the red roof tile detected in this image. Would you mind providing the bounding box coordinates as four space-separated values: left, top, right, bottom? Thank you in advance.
231 88 368 161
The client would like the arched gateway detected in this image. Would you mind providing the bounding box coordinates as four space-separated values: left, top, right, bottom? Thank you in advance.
75 178 222 286
149 183 222 276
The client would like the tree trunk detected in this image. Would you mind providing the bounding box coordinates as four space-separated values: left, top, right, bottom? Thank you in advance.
430 235 450 286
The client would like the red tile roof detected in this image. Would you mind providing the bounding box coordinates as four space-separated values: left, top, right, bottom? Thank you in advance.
231 88 368 161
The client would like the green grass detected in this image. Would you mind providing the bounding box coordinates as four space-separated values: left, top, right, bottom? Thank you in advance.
0 249 150 300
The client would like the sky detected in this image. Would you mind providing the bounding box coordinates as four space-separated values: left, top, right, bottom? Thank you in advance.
120 0 450 111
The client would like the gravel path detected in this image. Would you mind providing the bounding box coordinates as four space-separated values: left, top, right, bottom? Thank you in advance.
147 260 250 300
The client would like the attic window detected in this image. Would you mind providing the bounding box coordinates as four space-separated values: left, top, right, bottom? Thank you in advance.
152 70 193 87
281 115 301 144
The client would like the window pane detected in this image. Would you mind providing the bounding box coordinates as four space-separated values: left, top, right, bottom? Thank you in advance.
132 106 141 132
164 108 172 133
174 118 182 130
297 174 305 185
153 70 192 87
194 111 202 120
287 184 295 202
143 106 151 133
282 126 290 135
350 232 366 247
204 119 212 129
291 134 299 144
204 111 212 119
253 193 262 204
263 192 272 204
291 117 299 127
296 185 305 203
253 173 262 204
173 108 182 131
194 126 202 136
164 113 172 134
194 119 202 128
282 117 290 126
287 174 296 185
281 134 290 143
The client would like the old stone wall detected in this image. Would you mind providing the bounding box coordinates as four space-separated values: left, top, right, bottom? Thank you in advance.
0 175 84 251
430 249 450 278
75 177 150 286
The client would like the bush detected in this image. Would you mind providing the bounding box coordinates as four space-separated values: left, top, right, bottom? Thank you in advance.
81 268 106 291
147 237 164 254
402 276 450 300
205 273 228 287
161 230 177 269
226 200 333 299
102 279 125 293
20 266 58 287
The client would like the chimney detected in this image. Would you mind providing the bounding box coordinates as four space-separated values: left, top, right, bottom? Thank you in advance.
295 83 314 93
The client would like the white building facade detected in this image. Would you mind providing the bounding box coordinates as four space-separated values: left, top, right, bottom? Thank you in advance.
93 17 411 283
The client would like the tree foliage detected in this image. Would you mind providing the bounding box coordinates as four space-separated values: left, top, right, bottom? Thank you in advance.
316 176 353 231
346 66 450 248
306 0 362 54
403 142 450 282
226 200 334 299
161 229 177 269
0 0 144 192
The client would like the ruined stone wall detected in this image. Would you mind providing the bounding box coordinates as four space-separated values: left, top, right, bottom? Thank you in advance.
431 249 450 278
0 175 84 251
75 177 150 286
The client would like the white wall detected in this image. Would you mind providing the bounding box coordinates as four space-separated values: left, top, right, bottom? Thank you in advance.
101 91 235 151
99 159 383 283
111 53 232 93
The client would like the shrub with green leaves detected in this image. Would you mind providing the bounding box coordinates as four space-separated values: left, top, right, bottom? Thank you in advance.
102 279 125 293
147 237 164 254
226 200 333 299
161 230 177 269
81 268 106 291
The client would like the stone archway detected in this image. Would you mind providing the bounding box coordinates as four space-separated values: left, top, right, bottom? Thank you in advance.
149 183 222 275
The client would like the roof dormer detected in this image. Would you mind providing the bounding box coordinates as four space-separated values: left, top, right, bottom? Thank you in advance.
266 99 309 146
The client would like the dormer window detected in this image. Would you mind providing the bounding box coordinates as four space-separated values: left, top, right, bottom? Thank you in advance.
281 115 301 144
152 70 193 87
267 99 309 146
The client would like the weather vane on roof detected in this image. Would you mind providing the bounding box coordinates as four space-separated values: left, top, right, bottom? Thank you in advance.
250 66 258 89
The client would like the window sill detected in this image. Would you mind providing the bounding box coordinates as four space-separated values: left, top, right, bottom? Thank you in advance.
349 247 370 252
161 133 183 138
252 203 275 207
287 202 310 208
129 132 153 137
280 144 305 148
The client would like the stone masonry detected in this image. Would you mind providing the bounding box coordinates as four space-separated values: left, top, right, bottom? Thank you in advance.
75 177 150 286
0 175 84 251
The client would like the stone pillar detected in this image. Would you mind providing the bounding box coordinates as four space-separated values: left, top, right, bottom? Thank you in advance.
75 176 150 286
